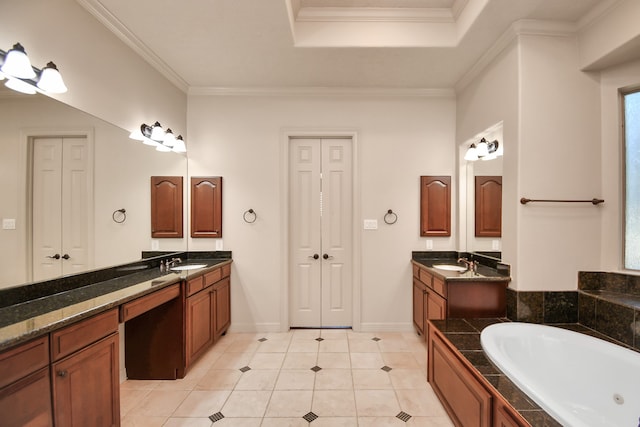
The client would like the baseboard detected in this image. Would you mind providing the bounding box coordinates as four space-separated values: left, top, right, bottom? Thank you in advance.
228 322 283 333
358 322 414 332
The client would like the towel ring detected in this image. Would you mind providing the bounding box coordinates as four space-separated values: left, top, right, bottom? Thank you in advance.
243 208 257 223
112 208 126 224
384 209 397 225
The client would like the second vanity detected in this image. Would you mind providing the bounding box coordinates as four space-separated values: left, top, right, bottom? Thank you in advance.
0 252 231 427
412 251 511 339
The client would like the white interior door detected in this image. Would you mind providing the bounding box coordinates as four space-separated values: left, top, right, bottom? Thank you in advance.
289 137 352 328
32 136 89 281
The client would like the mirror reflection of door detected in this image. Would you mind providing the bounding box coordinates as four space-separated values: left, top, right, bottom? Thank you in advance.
474 176 502 237
289 137 353 328
31 136 91 281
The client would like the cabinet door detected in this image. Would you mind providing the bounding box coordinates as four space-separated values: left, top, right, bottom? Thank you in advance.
191 176 223 238
186 288 215 366
151 176 184 238
413 279 426 336
475 176 502 237
494 400 529 427
427 290 447 321
214 277 231 340
420 176 451 236
0 367 52 427
52 333 120 427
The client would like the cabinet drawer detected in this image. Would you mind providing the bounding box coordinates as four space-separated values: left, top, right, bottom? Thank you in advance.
419 269 432 286
433 276 446 297
204 268 222 286
186 275 205 297
0 336 49 389
50 309 118 362
120 284 180 322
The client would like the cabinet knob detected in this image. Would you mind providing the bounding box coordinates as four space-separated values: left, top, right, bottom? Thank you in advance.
57 370 68 378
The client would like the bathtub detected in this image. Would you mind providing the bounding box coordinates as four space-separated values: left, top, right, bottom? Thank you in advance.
480 322 640 427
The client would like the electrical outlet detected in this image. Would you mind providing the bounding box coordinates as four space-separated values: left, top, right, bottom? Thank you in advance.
363 219 378 230
151 240 159 250
2 219 16 230
492 240 500 250
216 240 223 250
426 240 433 250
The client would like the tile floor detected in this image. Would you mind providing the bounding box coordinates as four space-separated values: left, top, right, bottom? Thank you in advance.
120 329 454 426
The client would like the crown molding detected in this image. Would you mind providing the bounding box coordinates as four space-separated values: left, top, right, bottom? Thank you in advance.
455 19 576 92
75 0 188 93
295 6 454 23
189 86 455 98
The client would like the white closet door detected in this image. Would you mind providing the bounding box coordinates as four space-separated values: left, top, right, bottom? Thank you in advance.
289 137 353 328
32 137 89 281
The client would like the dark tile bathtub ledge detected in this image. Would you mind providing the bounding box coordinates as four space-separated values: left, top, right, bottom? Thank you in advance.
429 318 633 427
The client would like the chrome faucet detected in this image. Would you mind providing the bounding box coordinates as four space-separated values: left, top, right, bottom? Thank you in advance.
166 257 182 269
457 257 478 274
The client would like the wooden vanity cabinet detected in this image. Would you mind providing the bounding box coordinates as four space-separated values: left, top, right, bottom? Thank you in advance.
413 265 447 339
185 263 231 369
428 325 529 427
0 336 52 427
50 309 120 427
413 278 427 336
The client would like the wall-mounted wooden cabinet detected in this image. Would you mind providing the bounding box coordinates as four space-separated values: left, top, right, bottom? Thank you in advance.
191 177 223 238
420 176 451 236
151 176 183 238
475 176 502 237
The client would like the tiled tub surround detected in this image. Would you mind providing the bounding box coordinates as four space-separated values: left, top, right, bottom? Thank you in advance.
505 271 640 351
0 251 231 351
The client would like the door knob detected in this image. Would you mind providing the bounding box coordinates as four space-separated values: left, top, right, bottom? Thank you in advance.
62 254 70 260
308 254 319 260
323 254 334 260
47 254 61 260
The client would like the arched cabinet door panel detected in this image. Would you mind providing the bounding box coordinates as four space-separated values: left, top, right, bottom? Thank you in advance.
475 176 502 237
420 176 451 237
151 176 184 238
191 177 223 238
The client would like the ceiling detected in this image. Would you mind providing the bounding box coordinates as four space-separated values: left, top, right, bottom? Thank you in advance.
79 0 606 91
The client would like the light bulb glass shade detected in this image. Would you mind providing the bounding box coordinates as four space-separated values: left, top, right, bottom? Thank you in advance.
129 128 145 141
464 145 478 161
476 138 489 157
150 121 165 142
141 136 158 146
495 140 503 156
156 143 172 152
172 136 186 153
163 129 176 147
481 152 498 161
5 77 36 94
36 62 67 93
1 43 36 79
0 72 4 81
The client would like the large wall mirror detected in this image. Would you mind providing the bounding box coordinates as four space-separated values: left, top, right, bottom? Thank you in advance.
0 89 187 288
459 122 503 259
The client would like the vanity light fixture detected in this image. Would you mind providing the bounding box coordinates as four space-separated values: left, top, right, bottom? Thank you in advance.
129 121 187 153
0 43 68 94
464 138 501 162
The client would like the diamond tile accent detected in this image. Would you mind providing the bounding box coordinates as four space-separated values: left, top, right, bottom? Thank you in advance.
310 365 322 372
396 411 412 422
381 365 392 372
371 337 381 341
303 411 319 422
315 337 324 342
209 412 225 423
258 337 268 342
239 366 251 373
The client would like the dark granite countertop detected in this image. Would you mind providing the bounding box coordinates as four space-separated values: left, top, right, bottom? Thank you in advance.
429 318 625 427
0 255 231 352
412 256 511 282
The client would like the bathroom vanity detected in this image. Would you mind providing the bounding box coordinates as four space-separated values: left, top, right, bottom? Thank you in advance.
0 253 231 427
412 252 510 339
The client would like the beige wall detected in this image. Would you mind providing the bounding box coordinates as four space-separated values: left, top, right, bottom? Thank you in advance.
187 93 456 331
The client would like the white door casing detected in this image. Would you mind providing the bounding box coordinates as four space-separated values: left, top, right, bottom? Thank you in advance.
289 137 353 328
32 136 90 281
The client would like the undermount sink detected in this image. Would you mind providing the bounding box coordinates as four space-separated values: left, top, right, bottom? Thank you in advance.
170 264 207 271
433 264 468 272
